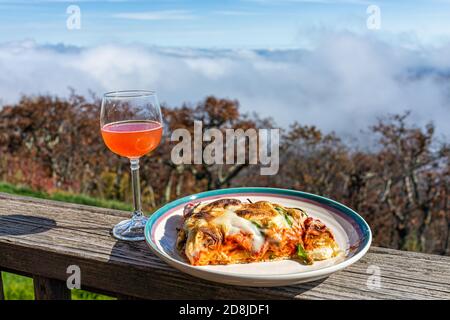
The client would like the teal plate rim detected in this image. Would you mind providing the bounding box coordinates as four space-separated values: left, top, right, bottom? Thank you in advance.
145 187 372 265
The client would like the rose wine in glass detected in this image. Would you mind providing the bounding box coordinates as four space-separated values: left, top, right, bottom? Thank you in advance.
100 91 163 241
101 121 163 158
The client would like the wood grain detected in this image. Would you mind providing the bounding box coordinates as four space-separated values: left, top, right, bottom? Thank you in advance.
0 192 449 300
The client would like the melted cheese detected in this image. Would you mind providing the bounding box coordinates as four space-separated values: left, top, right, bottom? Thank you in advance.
213 209 265 252
271 213 290 229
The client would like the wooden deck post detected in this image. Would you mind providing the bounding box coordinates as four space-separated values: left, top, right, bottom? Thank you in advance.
0 272 5 300
33 276 71 300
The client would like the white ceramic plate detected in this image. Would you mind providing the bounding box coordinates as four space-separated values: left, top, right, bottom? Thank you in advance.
145 187 371 287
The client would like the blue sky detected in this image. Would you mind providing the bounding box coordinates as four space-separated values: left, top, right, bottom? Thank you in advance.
1 0 450 48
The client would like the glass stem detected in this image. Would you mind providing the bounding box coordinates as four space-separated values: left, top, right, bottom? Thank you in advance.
130 158 142 218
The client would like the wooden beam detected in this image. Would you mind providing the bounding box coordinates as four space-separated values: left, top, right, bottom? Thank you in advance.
116 294 140 300
1 192 450 300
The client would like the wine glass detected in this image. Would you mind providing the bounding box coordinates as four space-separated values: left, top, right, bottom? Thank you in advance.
100 90 163 241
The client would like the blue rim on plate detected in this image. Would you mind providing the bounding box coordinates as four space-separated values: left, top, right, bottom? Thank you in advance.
144 187 372 285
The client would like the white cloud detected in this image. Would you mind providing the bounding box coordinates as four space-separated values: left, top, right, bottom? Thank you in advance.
113 10 195 21
0 34 449 139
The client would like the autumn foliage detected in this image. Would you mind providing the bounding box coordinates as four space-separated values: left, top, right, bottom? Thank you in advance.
0 93 448 255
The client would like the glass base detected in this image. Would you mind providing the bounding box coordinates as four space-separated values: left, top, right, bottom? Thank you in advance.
112 215 148 241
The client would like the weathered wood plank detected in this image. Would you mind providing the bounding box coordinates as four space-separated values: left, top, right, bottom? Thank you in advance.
33 275 71 300
0 192 449 300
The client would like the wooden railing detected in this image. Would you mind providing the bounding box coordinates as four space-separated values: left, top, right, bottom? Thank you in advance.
0 192 449 300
